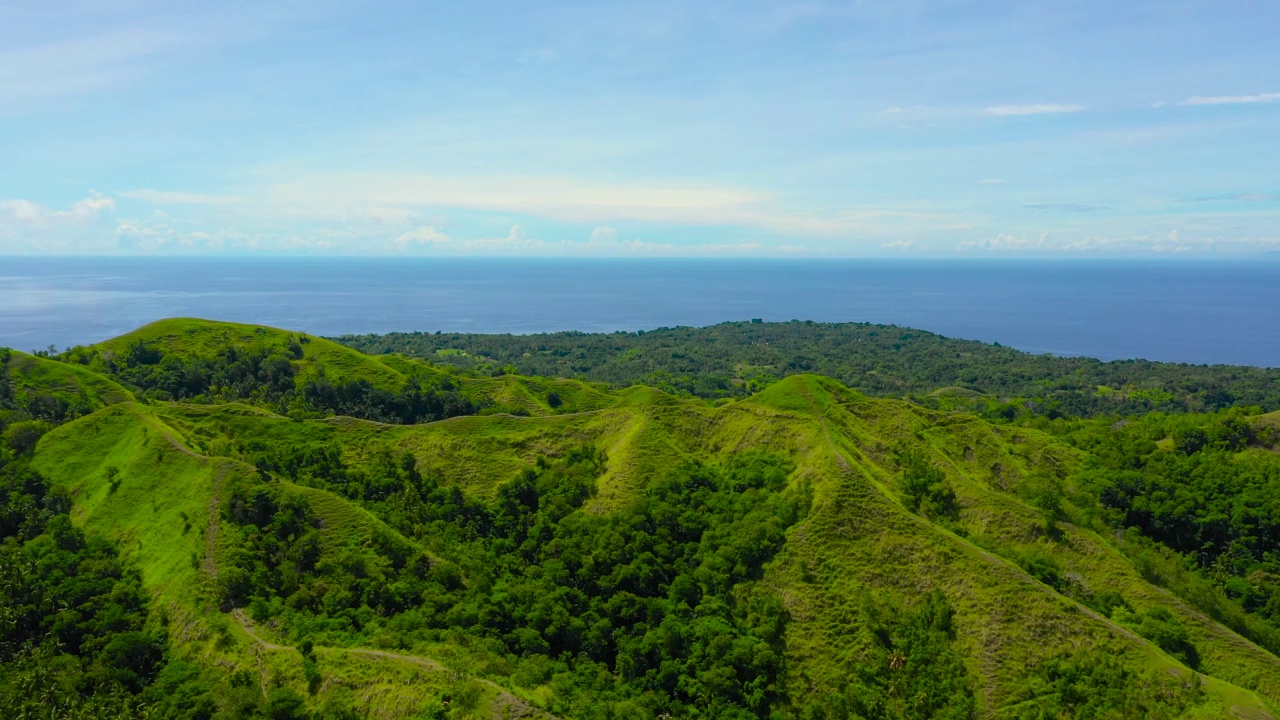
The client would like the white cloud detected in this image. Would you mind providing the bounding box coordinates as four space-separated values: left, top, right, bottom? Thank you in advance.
960 232 1134 253
0 194 117 252
118 189 241 205
960 232 1040 251
1150 243 1193 253
240 172 965 239
984 104 1085 116
0 194 115 226
376 223 776 257
265 173 767 225
114 219 333 254
881 239 914 250
390 226 451 248
1181 92 1279 106
979 178 1006 185
589 226 619 244
958 227 1280 255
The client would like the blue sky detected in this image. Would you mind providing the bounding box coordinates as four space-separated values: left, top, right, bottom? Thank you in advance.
1 0 1277 257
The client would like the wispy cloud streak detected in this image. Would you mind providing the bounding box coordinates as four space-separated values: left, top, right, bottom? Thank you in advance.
984 104 1085 116
1181 92 1279 106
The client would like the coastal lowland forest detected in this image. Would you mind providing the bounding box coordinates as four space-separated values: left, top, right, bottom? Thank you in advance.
5 318 1280 720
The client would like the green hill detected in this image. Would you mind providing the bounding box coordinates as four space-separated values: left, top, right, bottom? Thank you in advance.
56 318 618 422
74 316 410 388
1 347 132 417
334 320 1280 418
6 318 1280 719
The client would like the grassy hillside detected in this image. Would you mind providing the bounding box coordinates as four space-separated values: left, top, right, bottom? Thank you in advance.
73 317 410 389
55 318 618 423
1 347 132 417
334 321 1280 418
30 402 549 719
8 318 1280 719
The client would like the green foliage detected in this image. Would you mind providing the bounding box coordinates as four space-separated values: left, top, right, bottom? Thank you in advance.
0 402 239 720
335 320 1280 418
71 333 479 425
0 349 11 408
801 592 976 720
2 420 53 457
143 660 221 720
299 377 477 424
1114 606 1200 670
891 445 958 521
1017 473 1067 538
1008 648 1206 719
265 687 310 720
0 451 170 715
13 318 1280 719
221 445 806 717
1 348 123 424
1064 409 1280 656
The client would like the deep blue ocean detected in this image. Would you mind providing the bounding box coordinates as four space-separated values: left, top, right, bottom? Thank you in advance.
2 257 1278 367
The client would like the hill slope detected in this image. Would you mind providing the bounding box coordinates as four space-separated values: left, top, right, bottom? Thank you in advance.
335 320 1280 417
6 318 1280 719
1 347 132 419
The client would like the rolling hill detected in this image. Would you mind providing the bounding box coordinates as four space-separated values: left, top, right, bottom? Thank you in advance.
4 318 1280 719
334 321 1280 417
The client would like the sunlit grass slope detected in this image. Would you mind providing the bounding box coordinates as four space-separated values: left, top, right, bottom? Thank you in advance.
145 379 1280 716
31 401 549 719
746 379 1280 716
75 317 620 418
21 319 1280 718
5 349 133 407
88 317 409 389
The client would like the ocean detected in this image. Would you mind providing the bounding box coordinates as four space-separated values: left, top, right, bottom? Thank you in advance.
1 257 1277 367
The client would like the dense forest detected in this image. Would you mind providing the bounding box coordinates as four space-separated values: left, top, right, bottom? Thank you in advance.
336 321 1280 418
5 318 1280 719
222 447 815 717
1052 410 1280 656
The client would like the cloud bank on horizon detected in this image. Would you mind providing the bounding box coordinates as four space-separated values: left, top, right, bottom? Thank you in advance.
1 0 1277 258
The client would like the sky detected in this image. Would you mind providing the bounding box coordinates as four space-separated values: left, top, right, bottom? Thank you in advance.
1 0 1278 258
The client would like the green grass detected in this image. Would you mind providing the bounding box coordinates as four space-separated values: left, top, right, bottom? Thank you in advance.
74 318 626 422
31 400 548 718
821 395 1280 708
32 403 214 602
18 319 1280 719
144 374 1280 716
89 317 409 390
6 349 134 407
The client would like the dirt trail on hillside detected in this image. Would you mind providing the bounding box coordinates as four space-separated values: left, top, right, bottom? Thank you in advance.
232 610 547 719
150 415 207 458
145 417 225 580
323 407 610 429
231 610 287 651
202 463 227 579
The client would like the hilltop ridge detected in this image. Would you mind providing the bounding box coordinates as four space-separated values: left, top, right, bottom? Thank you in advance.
336 320 1280 418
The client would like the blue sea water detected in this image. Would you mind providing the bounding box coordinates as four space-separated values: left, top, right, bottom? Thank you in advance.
1 257 1278 367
